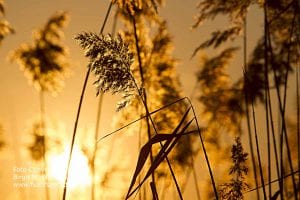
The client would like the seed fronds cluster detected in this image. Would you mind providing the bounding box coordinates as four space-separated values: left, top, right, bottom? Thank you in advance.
75 32 136 111
219 137 249 200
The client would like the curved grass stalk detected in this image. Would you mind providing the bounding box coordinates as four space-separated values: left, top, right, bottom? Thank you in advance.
125 108 194 199
95 95 216 199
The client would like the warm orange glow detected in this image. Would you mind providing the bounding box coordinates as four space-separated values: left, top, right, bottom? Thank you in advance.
48 146 91 189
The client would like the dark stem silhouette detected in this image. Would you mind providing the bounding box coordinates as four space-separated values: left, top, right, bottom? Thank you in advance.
62 2 113 200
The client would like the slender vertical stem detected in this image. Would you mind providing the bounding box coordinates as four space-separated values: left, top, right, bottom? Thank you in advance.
262 6 281 192
263 3 272 198
130 14 184 200
280 6 298 199
111 7 119 36
295 0 300 190
150 182 159 200
297 58 299 191
130 12 156 191
62 66 91 200
99 2 113 34
279 106 285 199
242 15 260 200
62 3 113 200
186 97 218 200
251 99 267 200
267 83 281 194
138 115 143 200
266 4 298 197
91 5 118 199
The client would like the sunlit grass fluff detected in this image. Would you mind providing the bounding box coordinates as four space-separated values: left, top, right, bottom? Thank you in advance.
75 33 136 111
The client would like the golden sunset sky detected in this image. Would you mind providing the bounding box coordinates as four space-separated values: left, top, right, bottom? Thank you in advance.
1 0 286 199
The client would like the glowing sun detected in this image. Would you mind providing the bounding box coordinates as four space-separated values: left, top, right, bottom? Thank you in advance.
48 145 91 188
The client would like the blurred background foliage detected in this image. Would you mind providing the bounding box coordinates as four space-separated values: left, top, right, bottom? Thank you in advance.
0 0 299 199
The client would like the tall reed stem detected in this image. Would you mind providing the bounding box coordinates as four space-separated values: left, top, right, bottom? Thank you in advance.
296 0 300 189
266 5 298 197
297 56 299 191
251 99 267 199
280 6 298 199
137 113 143 200
242 15 260 200
130 12 156 192
186 98 218 200
130 13 183 200
267 81 281 195
62 2 113 200
263 3 272 197
262 8 281 193
90 6 118 200
62 66 91 200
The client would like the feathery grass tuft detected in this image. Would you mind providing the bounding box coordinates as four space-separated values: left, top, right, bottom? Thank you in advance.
75 32 136 111
219 137 249 200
